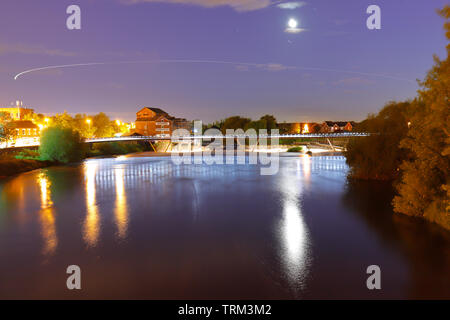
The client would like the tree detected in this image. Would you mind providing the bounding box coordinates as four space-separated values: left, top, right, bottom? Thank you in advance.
93 112 115 137
393 6 450 229
259 114 277 130
344 100 415 180
0 111 12 122
245 115 278 131
39 127 85 163
0 123 17 147
52 111 75 129
221 116 251 133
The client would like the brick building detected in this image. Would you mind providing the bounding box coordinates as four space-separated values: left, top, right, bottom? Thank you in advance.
0 101 34 121
134 107 191 137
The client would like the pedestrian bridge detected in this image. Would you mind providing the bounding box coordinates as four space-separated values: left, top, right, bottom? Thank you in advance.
85 132 370 143
0 132 369 149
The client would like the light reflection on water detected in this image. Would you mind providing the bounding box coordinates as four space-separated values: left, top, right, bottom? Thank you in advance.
37 172 57 256
83 161 100 247
114 166 128 240
0 155 448 299
278 157 310 288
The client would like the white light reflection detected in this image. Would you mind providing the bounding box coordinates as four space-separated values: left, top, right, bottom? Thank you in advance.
302 154 311 182
278 158 310 288
114 167 128 240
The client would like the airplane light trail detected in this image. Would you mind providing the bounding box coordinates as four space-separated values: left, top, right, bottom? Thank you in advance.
13 59 415 83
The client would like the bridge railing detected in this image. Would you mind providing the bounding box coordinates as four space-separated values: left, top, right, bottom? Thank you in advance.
84 132 370 143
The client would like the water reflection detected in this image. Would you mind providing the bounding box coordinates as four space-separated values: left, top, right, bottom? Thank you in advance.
37 172 57 256
278 159 310 287
114 166 128 240
1 156 448 299
83 162 100 247
302 155 311 181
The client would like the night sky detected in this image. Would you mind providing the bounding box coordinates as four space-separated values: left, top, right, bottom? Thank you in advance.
0 0 448 123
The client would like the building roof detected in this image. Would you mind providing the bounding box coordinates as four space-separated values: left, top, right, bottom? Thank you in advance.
137 107 169 116
7 120 38 129
323 121 353 127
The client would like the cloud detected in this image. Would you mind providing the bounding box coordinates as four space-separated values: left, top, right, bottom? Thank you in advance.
235 65 250 71
236 63 293 72
333 77 374 86
333 19 349 26
0 43 76 57
120 0 272 12
276 1 306 10
258 63 292 71
284 27 306 34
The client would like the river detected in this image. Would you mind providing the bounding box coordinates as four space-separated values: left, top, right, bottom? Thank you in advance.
0 155 449 299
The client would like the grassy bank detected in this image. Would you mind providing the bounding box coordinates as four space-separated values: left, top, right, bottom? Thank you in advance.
86 141 149 157
0 141 152 179
0 159 54 178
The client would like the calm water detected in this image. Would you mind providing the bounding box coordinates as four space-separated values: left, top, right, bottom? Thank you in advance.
0 155 449 299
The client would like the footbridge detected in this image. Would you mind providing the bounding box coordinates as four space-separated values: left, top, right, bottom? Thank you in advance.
85 132 370 143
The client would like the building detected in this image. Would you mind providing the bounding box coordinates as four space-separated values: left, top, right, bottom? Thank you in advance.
320 121 356 133
278 122 320 134
134 107 190 137
173 118 192 132
8 120 40 137
0 101 34 121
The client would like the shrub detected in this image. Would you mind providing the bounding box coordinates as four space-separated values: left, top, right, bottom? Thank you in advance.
39 127 85 163
87 142 144 157
287 146 303 152
15 149 40 160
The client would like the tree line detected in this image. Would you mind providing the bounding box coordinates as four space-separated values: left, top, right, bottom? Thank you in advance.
345 6 449 230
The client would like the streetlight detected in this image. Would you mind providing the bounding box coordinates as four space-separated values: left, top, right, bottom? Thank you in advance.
86 119 92 138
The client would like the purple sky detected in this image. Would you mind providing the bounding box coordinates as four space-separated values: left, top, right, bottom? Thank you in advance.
0 0 448 123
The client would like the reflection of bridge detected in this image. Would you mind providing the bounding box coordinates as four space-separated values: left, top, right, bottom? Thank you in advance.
85 132 370 143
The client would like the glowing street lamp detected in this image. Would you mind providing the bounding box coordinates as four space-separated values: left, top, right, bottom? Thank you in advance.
303 123 309 134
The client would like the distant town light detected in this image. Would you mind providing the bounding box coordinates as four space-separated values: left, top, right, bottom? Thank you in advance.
303 124 309 134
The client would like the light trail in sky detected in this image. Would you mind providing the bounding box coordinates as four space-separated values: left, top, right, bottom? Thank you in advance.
13 59 415 83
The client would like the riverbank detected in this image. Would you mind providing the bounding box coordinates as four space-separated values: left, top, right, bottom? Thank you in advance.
0 159 55 179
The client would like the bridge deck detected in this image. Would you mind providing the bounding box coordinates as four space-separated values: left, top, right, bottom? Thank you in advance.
85 132 369 143
1 133 369 149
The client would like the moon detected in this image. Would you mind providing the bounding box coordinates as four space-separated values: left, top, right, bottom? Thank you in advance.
288 18 298 29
